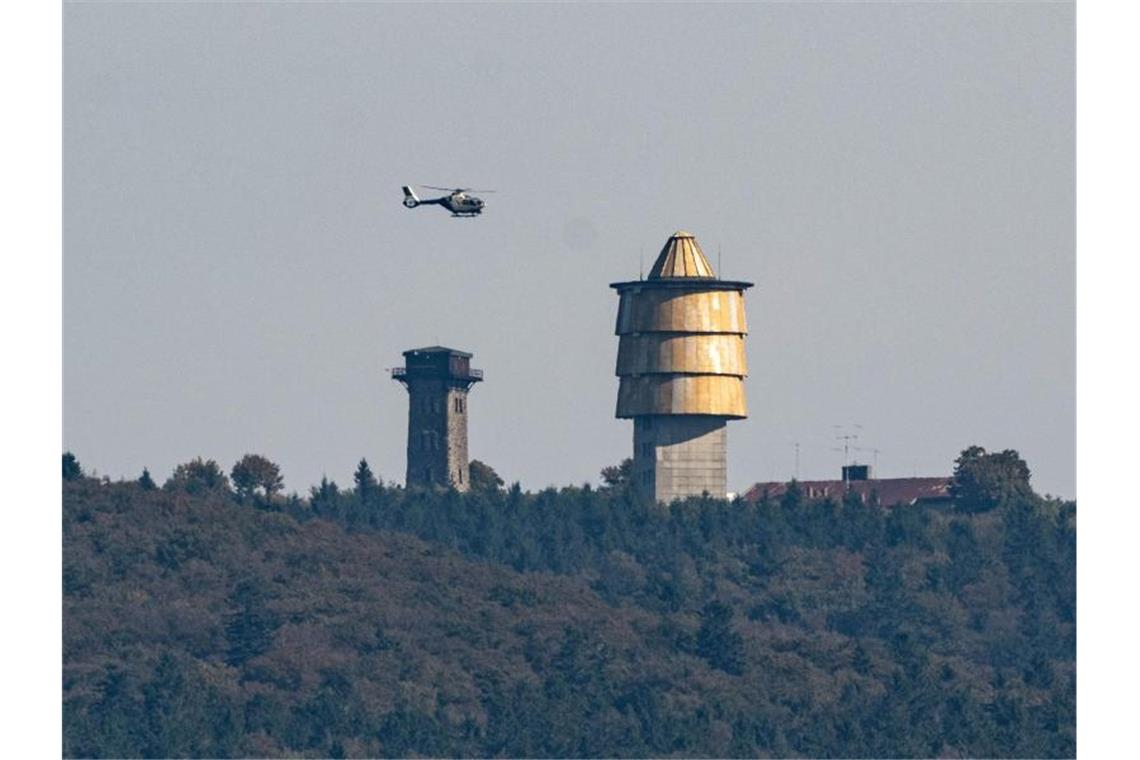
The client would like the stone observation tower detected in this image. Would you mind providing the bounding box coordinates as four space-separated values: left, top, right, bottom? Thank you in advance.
391 346 482 491
611 231 752 503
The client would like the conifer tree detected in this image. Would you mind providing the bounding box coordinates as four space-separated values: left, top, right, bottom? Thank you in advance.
600 458 632 489
224 578 279 666
696 601 745 675
310 476 340 516
63 451 83 481
353 458 378 502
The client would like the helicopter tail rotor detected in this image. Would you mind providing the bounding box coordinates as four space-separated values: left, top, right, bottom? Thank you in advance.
401 186 420 208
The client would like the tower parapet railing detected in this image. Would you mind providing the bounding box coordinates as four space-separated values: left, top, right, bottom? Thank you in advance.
389 367 483 381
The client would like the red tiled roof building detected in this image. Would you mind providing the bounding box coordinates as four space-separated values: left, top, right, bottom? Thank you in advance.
742 475 952 508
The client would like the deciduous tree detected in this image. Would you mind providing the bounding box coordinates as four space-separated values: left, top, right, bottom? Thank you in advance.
950 446 1033 513
231 454 284 503
469 460 504 492
164 458 230 497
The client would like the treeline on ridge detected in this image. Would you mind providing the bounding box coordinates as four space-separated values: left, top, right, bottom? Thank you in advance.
62 448 1075 758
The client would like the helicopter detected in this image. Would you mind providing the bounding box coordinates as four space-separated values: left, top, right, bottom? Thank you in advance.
402 185 493 217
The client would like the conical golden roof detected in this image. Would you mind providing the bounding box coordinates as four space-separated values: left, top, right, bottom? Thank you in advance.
647 231 715 279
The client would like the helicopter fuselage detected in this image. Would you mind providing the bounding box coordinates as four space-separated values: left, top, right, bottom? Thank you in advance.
441 192 484 216
402 186 484 216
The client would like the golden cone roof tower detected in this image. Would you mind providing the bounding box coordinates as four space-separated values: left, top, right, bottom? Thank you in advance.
646 230 717 279
611 231 752 503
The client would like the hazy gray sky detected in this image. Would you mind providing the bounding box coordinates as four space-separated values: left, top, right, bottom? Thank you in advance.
64 2 1074 498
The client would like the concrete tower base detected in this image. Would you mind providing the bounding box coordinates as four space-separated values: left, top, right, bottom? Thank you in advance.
633 415 727 504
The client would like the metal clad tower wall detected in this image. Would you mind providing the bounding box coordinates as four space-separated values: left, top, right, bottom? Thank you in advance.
611 232 752 503
392 347 482 491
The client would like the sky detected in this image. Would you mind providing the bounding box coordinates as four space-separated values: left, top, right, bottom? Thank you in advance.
63 2 1075 498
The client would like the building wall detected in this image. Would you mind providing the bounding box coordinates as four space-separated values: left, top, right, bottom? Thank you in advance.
405 379 472 491
445 387 470 491
634 415 727 503
615 289 747 334
617 375 747 418
616 333 748 375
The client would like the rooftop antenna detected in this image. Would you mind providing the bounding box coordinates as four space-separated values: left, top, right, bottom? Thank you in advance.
833 425 860 486
830 445 846 480
639 246 644 280
718 242 722 280
855 446 883 474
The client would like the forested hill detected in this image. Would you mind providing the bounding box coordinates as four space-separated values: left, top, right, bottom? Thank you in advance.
63 450 1075 758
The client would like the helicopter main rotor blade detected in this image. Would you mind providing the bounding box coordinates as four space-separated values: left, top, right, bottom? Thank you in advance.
419 185 497 193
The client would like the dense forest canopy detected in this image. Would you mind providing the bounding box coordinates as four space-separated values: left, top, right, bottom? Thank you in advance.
62 448 1075 758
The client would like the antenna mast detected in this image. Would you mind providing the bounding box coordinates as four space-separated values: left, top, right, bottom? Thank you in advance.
833 424 862 486
855 446 882 473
